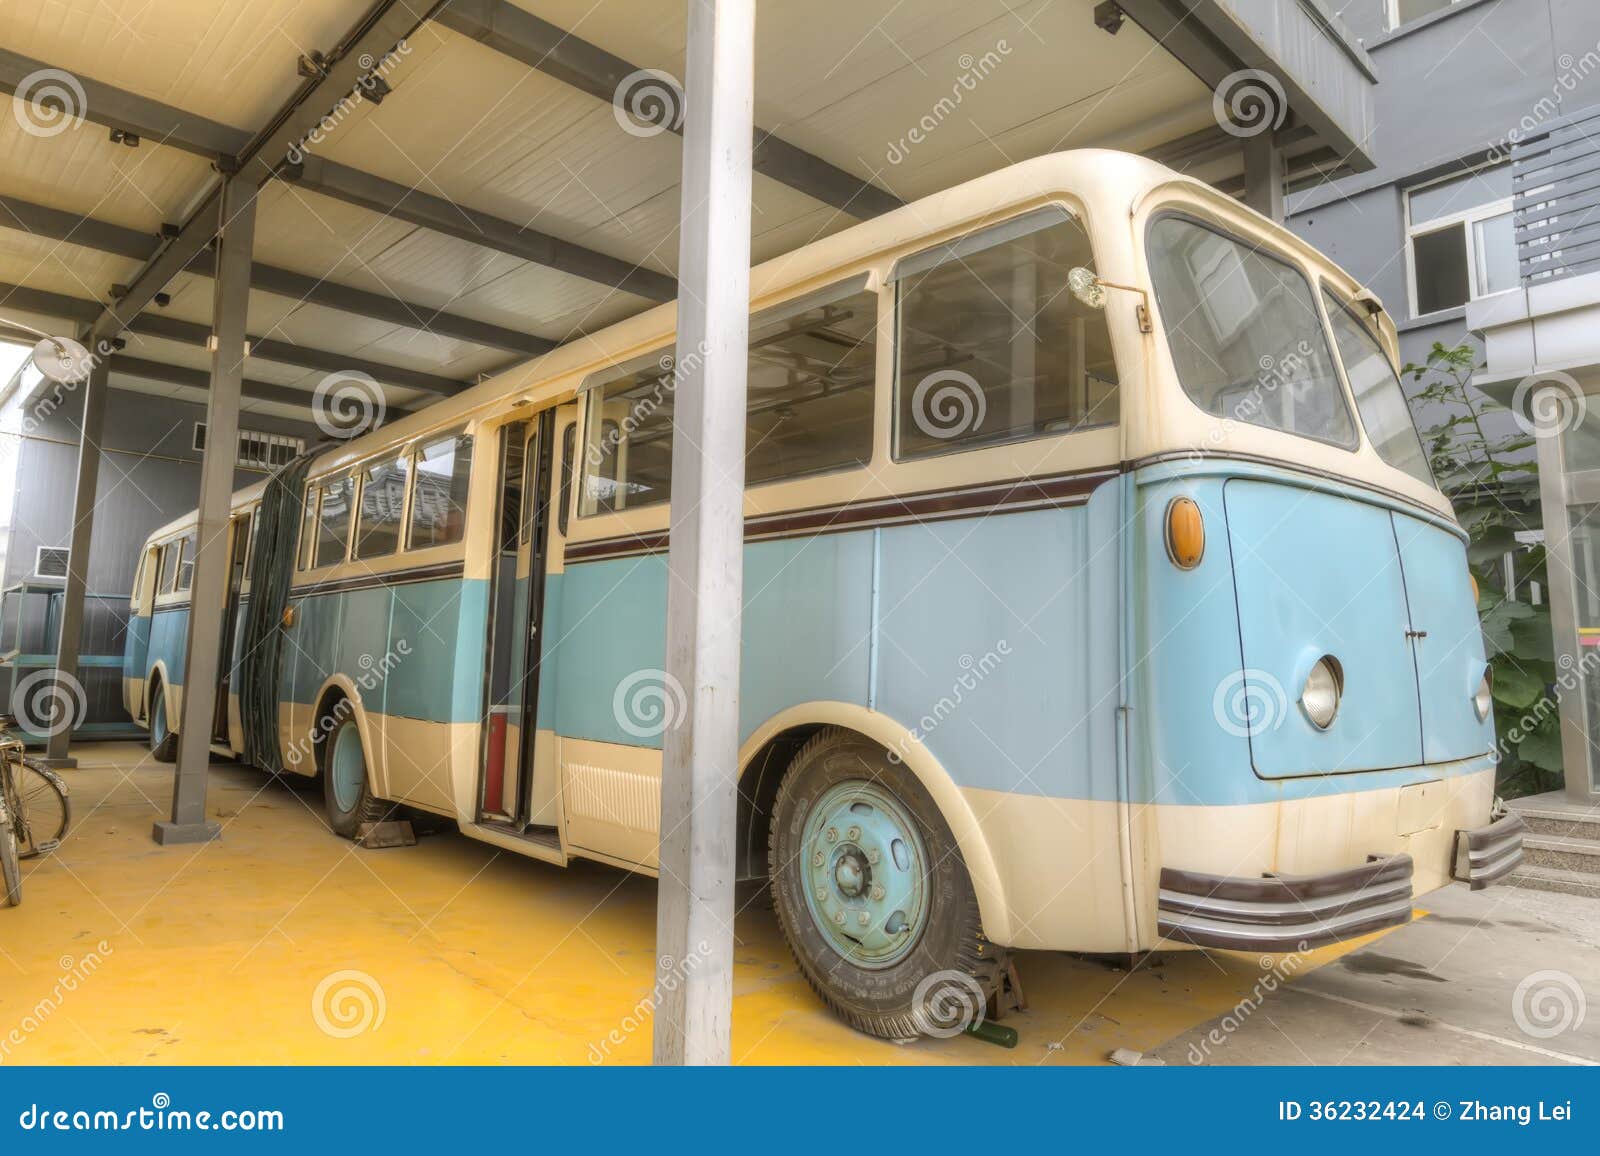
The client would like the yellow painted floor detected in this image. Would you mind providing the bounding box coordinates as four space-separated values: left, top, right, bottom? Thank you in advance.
1 743 1387 1065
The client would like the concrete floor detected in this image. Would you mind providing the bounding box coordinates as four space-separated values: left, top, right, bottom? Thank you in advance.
1 743 1593 1066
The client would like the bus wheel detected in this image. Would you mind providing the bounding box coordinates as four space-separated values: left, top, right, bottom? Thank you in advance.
148 680 178 763
321 715 388 839
768 727 1002 1041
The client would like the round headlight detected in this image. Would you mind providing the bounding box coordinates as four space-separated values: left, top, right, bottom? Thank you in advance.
1301 656 1343 730
1474 666 1493 722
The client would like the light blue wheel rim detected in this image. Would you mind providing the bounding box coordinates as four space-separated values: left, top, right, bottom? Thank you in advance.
800 779 930 969
330 724 365 813
150 696 168 748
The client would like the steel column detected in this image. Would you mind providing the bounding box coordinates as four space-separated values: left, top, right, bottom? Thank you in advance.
1243 131 1286 222
651 0 754 1067
39 357 111 769
153 180 256 846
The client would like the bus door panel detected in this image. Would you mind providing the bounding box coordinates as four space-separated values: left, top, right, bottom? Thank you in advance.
213 512 251 744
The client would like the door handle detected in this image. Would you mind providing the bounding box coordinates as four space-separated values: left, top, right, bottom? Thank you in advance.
1405 628 1428 640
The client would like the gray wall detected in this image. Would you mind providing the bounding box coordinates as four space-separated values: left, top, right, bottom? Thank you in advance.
1 388 317 596
1288 0 1600 449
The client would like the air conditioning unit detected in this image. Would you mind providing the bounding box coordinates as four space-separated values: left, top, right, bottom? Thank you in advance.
34 546 69 579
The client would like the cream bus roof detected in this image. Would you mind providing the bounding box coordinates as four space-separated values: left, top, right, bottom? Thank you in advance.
143 148 1430 544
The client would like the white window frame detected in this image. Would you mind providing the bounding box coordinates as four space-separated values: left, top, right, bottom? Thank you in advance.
1386 0 1464 31
1403 166 1515 319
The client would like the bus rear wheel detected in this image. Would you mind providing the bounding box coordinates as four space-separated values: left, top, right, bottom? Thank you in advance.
321 715 390 839
148 680 178 763
768 727 1003 1041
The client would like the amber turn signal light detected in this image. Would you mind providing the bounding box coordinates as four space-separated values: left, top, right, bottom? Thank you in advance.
1469 571 1479 604
1165 496 1204 570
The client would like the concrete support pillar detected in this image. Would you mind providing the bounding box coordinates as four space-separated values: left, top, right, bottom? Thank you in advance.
154 178 256 846
40 357 111 769
1243 131 1286 222
651 0 755 1066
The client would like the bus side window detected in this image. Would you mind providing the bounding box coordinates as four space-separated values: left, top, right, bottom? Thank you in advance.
576 278 878 515
355 456 408 560
891 206 1119 460
315 478 356 568
407 433 473 550
157 540 179 593
298 489 319 571
175 533 197 592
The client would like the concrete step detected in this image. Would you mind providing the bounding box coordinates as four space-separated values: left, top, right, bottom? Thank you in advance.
1504 863 1600 900
1522 832 1600 875
1513 805 1600 840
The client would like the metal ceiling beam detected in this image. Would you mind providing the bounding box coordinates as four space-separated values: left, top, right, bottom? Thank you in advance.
0 37 677 303
127 312 467 396
0 193 555 356
110 354 349 413
0 47 249 159
436 0 902 219
282 156 678 301
78 0 444 349
0 279 466 395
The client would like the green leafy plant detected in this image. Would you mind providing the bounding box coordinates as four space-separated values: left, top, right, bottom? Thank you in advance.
1406 341 1560 796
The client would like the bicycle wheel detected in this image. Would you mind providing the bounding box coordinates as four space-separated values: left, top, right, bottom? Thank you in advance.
16 760 69 857
0 801 19 907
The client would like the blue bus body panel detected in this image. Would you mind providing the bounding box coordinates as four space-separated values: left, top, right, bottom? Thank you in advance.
1392 512 1494 762
148 606 190 686
1223 478 1424 778
123 613 151 683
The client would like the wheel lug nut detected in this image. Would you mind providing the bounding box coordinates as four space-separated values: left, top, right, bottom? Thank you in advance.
832 910 845 925
870 885 885 901
825 827 838 843
846 825 861 842
811 851 824 868
867 849 880 864
857 911 870 927
815 886 829 903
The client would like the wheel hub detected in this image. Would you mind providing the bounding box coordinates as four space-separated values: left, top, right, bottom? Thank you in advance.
800 780 929 968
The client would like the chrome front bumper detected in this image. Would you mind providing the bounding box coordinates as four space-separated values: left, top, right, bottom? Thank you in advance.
1157 854 1415 952
1451 811 1525 890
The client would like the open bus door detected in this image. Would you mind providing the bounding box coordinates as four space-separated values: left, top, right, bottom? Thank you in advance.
479 411 557 844
211 511 252 745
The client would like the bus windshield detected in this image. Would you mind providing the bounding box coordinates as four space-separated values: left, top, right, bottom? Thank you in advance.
1147 214 1357 450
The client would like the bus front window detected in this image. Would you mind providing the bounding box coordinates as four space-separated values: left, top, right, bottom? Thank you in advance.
1147 215 1356 450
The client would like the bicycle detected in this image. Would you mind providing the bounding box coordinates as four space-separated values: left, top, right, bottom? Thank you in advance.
0 717 71 908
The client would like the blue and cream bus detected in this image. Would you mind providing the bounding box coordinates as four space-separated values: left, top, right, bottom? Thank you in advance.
124 150 1523 1039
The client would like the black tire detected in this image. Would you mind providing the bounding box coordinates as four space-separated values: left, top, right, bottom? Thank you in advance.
148 679 178 763
15 760 69 857
768 727 1005 1041
0 807 20 907
321 714 392 839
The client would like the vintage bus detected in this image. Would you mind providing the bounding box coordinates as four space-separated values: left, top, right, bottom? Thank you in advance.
123 150 1524 1040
